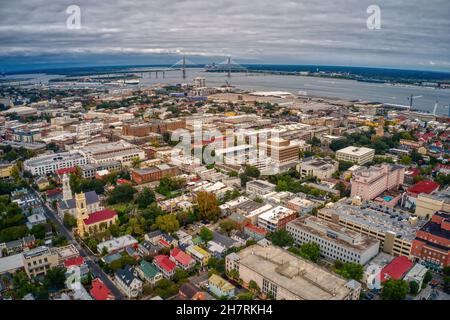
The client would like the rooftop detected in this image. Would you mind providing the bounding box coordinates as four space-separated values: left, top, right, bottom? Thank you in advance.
234 244 354 300
337 146 375 156
320 199 426 241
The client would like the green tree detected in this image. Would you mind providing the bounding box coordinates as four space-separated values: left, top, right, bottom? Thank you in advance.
423 271 433 284
409 281 419 294
237 292 254 300
136 187 156 209
298 242 321 263
63 213 77 228
334 262 364 280
270 229 294 247
107 184 136 205
381 279 409 300
153 214 180 234
244 165 260 178
199 226 213 241
239 173 250 187
248 280 260 294
44 267 66 291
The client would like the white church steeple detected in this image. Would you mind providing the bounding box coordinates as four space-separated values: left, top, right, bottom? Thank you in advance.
62 173 73 201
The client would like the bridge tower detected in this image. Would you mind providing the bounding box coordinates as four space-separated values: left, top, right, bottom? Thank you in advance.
182 56 186 79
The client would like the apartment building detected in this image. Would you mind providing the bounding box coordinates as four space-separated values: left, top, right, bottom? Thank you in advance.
297 157 338 180
336 146 375 165
80 161 122 179
131 164 180 184
23 151 88 175
317 198 426 257
286 216 380 265
257 206 297 232
22 246 59 278
79 140 145 167
225 244 361 300
350 164 405 200
258 138 299 173
246 179 276 197
410 211 450 270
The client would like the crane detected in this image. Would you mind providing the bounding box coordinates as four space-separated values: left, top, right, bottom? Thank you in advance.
408 94 423 110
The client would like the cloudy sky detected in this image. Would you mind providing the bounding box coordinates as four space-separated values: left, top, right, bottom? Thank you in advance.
1 0 449 72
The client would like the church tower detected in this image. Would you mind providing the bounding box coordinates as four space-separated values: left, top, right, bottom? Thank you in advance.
75 193 89 238
62 173 73 201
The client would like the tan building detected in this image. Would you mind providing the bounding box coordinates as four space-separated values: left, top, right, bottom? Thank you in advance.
225 244 361 300
296 157 338 180
22 246 59 278
258 137 299 173
0 161 15 179
336 146 375 165
75 193 118 239
415 188 450 218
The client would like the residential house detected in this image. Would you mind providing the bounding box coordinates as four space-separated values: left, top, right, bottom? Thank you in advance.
114 266 143 298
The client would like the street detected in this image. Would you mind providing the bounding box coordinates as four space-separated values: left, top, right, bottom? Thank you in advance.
32 189 125 300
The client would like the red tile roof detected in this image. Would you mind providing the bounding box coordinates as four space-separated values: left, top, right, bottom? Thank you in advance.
117 178 132 185
381 256 414 282
83 209 117 226
408 180 440 195
170 247 194 266
90 278 114 300
64 256 85 268
56 167 77 175
154 255 176 272
159 238 170 248
244 223 268 235
46 187 62 196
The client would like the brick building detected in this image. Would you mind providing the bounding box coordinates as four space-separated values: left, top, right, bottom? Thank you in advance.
411 211 450 270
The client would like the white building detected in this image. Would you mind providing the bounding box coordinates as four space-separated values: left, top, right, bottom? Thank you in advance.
403 263 428 289
114 266 143 298
246 180 276 197
24 151 88 175
286 216 380 265
257 205 297 232
97 235 138 254
78 140 145 167
336 146 375 165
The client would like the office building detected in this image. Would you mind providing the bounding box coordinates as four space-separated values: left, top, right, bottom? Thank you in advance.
351 164 405 200
336 146 375 165
286 216 380 265
297 157 338 180
257 206 297 232
22 246 59 278
23 151 88 175
225 244 361 300
410 211 450 270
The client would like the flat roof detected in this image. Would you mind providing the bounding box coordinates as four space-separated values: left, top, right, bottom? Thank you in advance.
236 245 353 300
0 253 24 274
337 146 375 156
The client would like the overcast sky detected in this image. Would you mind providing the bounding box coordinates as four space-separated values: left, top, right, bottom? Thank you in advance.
1 0 449 72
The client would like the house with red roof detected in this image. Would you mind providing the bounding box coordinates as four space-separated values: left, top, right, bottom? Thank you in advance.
90 278 115 300
153 255 177 279
380 256 414 283
64 256 85 269
401 180 440 210
170 247 195 270
244 223 268 241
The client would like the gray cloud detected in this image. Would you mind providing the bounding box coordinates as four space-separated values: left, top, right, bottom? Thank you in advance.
0 0 449 71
